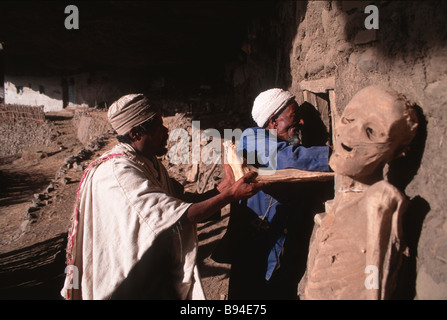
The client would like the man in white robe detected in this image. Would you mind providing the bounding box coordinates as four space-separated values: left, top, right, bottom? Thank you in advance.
61 94 263 300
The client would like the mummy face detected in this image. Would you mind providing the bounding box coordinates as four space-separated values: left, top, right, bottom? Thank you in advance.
329 86 417 179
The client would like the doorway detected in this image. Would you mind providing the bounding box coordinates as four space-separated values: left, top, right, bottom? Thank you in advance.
302 90 333 147
62 77 76 108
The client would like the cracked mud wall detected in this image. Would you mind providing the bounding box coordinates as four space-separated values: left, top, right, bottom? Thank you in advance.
275 0 447 299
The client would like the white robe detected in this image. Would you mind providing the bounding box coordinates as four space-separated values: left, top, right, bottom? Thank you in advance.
61 143 205 300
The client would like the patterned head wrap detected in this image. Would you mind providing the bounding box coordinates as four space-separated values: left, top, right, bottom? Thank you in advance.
107 94 157 135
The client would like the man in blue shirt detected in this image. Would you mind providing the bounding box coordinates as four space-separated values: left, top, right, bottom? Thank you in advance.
214 88 333 299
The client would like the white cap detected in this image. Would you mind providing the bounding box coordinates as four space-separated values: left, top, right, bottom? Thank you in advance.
251 88 295 127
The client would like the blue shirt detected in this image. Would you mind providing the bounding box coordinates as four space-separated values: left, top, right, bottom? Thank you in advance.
237 127 330 280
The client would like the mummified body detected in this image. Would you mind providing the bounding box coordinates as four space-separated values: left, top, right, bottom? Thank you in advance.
299 86 418 300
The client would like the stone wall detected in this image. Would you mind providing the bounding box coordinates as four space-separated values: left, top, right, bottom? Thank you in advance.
277 0 447 299
3 71 146 112
4 75 64 112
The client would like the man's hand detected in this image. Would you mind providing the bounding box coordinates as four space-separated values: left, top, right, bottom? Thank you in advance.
228 171 264 201
184 170 264 224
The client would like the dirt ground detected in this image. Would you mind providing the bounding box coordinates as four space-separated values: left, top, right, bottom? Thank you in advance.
0 109 230 300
